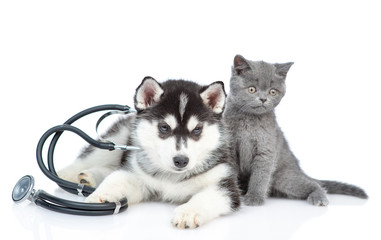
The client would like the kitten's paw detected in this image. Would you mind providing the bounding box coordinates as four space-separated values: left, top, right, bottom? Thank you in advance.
78 171 97 187
307 191 329 206
171 205 202 229
243 194 266 206
85 190 123 204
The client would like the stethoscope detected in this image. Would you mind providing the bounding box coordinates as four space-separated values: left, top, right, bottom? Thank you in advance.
12 104 139 216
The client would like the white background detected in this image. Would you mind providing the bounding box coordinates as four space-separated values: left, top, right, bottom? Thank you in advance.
1 1 380 239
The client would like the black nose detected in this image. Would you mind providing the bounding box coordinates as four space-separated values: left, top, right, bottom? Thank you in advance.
173 155 189 168
260 98 267 103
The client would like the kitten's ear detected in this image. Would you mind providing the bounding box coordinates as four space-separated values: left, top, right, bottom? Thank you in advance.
233 54 251 75
200 81 226 114
134 76 164 111
275 62 294 78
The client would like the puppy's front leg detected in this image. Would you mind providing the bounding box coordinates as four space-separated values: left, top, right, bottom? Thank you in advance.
85 169 144 204
171 185 235 229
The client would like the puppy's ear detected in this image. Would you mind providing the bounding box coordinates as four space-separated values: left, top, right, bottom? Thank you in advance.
200 81 226 114
134 76 164 111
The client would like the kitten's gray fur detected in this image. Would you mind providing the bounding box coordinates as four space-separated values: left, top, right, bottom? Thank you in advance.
223 55 368 206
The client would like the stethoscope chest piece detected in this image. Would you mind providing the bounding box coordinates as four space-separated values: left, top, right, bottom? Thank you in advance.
12 175 35 203
12 174 128 215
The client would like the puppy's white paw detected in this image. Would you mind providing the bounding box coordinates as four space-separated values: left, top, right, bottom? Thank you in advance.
57 169 79 184
85 190 123 203
171 205 202 229
78 171 97 187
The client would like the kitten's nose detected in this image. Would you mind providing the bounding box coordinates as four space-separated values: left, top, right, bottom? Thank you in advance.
260 98 267 103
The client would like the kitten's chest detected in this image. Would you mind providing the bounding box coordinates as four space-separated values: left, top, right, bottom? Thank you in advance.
237 115 275 132
234 115 277 145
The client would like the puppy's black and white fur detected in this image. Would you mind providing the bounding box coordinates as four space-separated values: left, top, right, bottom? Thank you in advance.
59 77 240 228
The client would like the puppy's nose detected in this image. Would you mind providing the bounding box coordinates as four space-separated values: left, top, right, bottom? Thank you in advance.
173 155 189 168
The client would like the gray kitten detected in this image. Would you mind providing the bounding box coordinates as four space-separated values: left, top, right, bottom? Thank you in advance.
223 55 368 206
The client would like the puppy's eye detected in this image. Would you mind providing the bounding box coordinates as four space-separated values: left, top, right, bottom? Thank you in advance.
269 89 277 96
248 87 256 94
159 123 171 134
192 125 203 135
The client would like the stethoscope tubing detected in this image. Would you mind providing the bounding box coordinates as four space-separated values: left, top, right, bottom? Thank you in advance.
37 104 131 196
47 104 131 175
34 190 128 216
34 104 131 214
36 124 116 195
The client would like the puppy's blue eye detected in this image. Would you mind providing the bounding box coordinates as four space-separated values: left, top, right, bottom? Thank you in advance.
159 124 170 134
192 126 202 135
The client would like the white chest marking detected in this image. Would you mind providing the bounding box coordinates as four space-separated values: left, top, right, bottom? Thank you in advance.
131 156 230 203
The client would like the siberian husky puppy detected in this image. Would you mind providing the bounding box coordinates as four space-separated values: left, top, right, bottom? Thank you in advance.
58 77 240 229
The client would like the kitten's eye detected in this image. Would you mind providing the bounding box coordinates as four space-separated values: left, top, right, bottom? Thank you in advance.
159 123 171 134
269 89 277 96
248 87 256 94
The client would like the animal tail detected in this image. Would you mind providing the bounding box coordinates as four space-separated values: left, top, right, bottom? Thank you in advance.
318 180 368 199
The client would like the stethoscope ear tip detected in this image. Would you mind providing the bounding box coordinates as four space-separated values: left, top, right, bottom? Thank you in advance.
12 175 35 203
